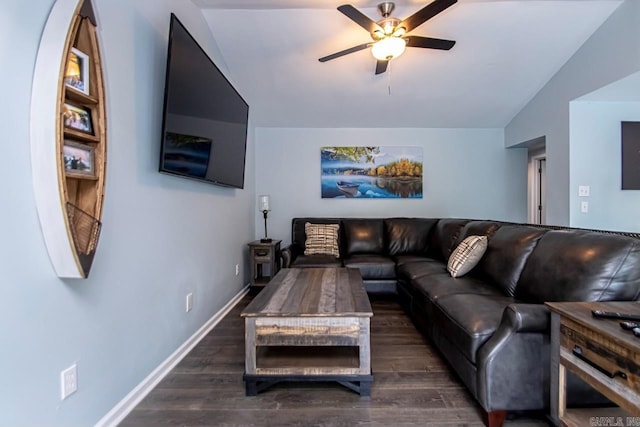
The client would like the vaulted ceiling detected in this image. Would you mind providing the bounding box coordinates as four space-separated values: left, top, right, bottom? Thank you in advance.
193 0 622 128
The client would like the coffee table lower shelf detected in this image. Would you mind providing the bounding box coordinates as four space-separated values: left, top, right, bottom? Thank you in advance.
244 345 373 396
243 373 373 396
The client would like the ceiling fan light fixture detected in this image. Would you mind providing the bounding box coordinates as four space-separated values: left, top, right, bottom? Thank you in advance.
371 36 406 61
392 26 406 37
320 1 457 75
382 21 395 35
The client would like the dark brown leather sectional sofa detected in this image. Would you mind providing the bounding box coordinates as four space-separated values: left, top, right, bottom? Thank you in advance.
282 217 640 427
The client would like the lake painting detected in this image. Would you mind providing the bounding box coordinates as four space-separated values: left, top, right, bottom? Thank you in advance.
321 146 423 199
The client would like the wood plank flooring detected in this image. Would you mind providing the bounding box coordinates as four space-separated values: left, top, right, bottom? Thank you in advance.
120 294 549 427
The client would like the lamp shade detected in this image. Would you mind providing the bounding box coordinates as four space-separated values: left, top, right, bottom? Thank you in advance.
258 195 270 212
371 36 406 61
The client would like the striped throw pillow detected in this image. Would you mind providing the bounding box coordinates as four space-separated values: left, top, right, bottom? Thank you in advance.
447 235 488 278
304 222 340 258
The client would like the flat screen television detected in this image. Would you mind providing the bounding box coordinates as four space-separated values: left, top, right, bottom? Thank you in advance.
159 13 249 189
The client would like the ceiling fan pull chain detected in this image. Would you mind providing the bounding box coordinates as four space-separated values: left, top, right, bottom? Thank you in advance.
388 61 392 95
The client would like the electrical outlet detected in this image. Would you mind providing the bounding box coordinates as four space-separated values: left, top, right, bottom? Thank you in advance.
186 293 193 312
60 364 77 400
235 264 239 276
578 185 590 197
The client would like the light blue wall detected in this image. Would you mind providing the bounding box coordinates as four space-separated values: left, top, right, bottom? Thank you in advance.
505 0 640 226
0 0 254 425
255 128 527 245
569 100 640 231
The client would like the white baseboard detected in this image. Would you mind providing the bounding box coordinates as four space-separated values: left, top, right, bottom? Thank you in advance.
95 285 250 427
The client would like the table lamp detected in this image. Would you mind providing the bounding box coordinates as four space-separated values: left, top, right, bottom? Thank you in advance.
259 195 272 243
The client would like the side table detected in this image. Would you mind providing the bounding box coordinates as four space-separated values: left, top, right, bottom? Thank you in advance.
248 240 281 288
546 301 640 427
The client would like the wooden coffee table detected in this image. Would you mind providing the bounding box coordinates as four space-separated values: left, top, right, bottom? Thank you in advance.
241 267 373 396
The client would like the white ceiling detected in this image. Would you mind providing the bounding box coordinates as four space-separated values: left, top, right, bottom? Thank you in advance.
194 0 622 128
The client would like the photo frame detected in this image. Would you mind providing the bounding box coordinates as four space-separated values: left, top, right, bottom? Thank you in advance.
64 47 90 95
63 102 94 135
63 140 96 179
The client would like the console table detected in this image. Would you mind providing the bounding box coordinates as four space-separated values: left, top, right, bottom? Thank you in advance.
546 301 640 427
248 240 281 288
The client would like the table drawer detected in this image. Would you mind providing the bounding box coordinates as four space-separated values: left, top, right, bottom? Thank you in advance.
560 320 640 394
253 249 270 257
254 317 364 346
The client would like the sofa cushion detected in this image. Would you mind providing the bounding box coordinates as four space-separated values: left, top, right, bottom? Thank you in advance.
343 254 396 280
291 254 343 268
397 259 447 282
434 294 516 363
385 218 437 256
479 225 546 296
394 255 433 268
454 221 501 246
412 273 503 304
408 273 504 322
516 230 640 302
304 222 340 257
342 219 385 255
447 235 488 278
428 219 471 261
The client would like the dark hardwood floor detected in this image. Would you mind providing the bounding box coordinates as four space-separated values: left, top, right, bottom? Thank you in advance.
120 294 549 427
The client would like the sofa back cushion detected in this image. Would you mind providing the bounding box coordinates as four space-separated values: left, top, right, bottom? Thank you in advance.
342 219 385 255
385 218 438 256
515 230 640 302
479 225 546 296
454 221 501 246
427 219 471 261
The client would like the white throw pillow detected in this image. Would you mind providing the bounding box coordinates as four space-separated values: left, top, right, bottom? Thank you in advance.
447 235 488 278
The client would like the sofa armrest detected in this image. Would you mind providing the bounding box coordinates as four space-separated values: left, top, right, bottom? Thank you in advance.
475 304 551 412
281 244 303 268
502 303 550 333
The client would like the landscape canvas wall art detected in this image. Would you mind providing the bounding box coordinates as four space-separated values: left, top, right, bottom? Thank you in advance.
321 146 423 198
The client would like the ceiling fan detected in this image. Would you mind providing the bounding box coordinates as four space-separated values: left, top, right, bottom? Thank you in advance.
319 0 457 75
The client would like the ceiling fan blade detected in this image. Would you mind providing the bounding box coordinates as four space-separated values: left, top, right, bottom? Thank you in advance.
398 0 457 34
375 60 388 75
319 42 371 62
337 4 383 34
405 36 455 50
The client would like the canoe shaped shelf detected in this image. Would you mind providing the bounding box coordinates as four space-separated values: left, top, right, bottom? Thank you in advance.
31 0 107 278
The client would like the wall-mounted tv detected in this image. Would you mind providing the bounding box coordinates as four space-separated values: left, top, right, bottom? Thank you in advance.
159 14 249 189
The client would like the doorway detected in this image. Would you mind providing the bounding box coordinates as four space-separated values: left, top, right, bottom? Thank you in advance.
528 148 547 224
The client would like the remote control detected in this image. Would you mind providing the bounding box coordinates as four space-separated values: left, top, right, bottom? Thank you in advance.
620 321 640 330
591 310 640 321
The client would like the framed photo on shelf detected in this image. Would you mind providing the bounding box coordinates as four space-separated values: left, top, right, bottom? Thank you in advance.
63 102 94 135
63 140 96 179
64 47 90 95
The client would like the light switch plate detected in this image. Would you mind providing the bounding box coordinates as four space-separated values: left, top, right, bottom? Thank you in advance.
581 201 589 213
61 364 77 400
186 293 193 312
